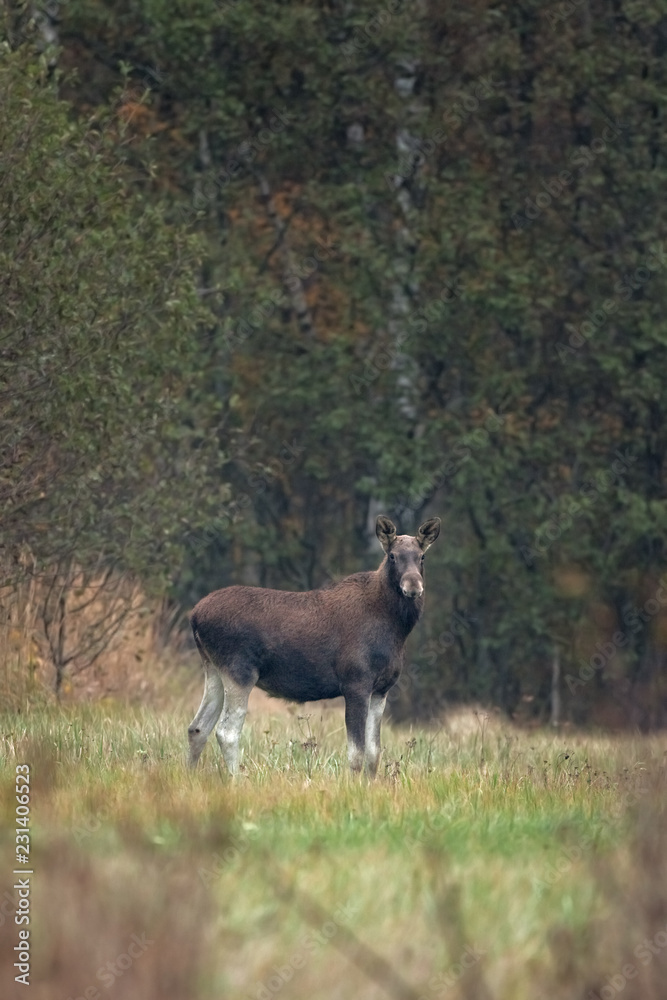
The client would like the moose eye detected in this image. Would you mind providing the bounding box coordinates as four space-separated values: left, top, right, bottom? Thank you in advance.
389 553 396 562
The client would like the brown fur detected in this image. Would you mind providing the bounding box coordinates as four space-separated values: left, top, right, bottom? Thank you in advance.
188 515 440 773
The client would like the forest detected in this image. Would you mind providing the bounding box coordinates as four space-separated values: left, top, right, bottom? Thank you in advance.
2 0 667 726
4 6 667 1000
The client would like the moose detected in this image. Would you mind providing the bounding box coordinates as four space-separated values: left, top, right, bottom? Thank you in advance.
188 515 440 775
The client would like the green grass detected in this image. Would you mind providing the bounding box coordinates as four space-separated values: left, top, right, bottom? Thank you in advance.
1 702 666 1000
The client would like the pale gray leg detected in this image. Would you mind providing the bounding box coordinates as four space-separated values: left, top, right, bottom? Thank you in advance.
215 678 253 775
364 692 387 777
188 667 225 768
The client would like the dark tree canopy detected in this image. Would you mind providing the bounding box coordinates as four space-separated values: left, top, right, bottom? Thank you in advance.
3 1 667 724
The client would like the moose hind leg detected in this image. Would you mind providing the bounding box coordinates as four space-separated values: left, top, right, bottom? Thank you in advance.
188 667 225 768
215 677 253 776
365 692 387 777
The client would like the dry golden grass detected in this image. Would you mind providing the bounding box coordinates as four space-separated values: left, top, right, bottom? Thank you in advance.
2 581 667 999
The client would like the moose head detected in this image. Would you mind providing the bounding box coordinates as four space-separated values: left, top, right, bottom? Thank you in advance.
376 515 441 600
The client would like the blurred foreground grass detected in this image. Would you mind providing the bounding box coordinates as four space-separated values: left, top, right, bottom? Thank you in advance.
1 702 666 1000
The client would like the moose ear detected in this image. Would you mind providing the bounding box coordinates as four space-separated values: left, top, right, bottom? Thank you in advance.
376 515 397 552
416 517 441 552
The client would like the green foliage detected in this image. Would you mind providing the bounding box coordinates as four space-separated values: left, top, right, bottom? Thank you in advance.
6 0 667 720
0 42 226 589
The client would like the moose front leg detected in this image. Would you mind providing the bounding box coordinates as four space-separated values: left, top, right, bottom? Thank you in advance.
343 689 371 773
364 692 387 777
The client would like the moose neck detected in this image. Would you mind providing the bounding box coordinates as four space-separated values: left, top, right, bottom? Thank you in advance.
377 558 423 638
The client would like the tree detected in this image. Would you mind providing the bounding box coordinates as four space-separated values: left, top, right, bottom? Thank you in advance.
32 0 667 724
0 40 228 689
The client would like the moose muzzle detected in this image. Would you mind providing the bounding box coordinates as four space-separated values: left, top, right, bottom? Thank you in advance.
400 575 424 599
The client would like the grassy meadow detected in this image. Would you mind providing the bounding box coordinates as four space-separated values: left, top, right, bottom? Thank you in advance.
2 685 667 1000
